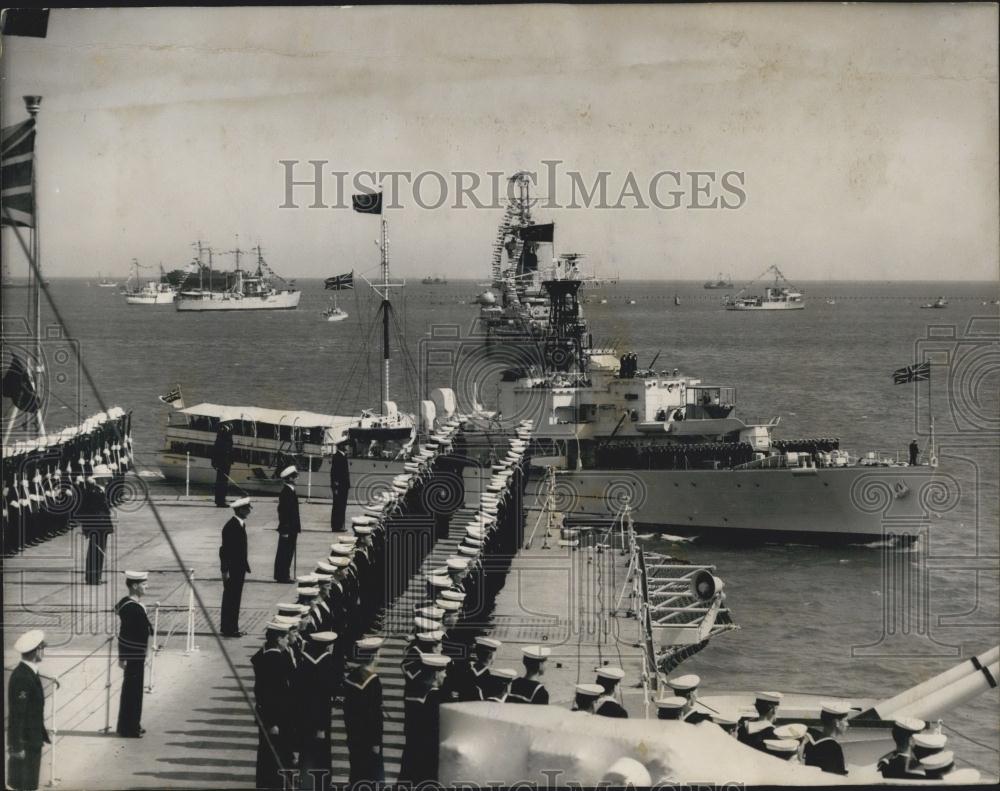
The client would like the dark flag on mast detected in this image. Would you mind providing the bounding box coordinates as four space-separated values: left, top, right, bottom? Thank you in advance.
324 271 355 291
893 362 930 384
352 192 382 215
1 118 36 228
2 352 40 412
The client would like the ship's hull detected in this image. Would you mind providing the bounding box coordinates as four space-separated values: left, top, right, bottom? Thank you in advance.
725 302 805 311
175 291 301 311
125 292 175 305
503 464 938 542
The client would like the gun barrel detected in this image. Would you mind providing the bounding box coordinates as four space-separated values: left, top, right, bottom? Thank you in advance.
892 659 999 722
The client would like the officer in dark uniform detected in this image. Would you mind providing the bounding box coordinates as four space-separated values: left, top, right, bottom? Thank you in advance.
297 630 337 791
252 622 294 789
219 497 252 637
909 439 920 466
115 570 153 737
398 653 450 784
79 464 115 585
7 630 50 791
666 673 713 724
877 717 926 779
273 466 300 583
803 701 851 776
343 637 386 785
594 667 629 718
508 645 550 704
737 691 783 750
329 442 350 532
212 419 234 507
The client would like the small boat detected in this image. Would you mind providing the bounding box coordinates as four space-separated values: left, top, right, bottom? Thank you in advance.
97 272 118 288
920 297 948 309
627 298 636 305
703 272 734 289
322 294 349 322
123 261 177 305
599 298 607 305
826 298 836 305
673 294 681 306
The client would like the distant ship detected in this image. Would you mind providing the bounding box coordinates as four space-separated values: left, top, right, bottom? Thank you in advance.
420 275 448 285
175 243 300 312
703 272 734 289
96 272 118 288
123 261 177 305
724 265 804 311
920 297 948 309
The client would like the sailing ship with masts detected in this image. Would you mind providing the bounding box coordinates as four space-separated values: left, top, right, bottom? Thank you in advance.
122 259 177 305
174 240 300 311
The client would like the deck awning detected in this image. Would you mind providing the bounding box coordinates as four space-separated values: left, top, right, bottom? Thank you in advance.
178 402 355 430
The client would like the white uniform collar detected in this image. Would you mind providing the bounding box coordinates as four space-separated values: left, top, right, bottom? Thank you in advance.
20 659 40 675
235 515 246 527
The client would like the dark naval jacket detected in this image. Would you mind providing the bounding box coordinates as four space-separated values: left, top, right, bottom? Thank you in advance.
803 730 848 775
211 425 233 472
6 662 50 752
277 484 300 535
329 450 350 490
115 596 153 660
220 516 251 576
508 677 548 704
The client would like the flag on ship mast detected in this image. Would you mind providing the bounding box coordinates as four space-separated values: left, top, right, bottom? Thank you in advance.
158 385 185 409
892 362 930 384
1 118 36 228
352 191 382 215
2 351 40 412
324 271 354 290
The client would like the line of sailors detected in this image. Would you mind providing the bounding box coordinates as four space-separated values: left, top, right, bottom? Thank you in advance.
1 409 133 569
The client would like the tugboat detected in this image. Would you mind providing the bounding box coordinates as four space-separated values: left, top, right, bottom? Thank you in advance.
724 265 804 311
175 242 300 311
459 266 935 543
122 260 177 305
703 272 734 289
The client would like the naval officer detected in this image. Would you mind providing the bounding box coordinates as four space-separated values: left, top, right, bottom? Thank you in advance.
594 667 629 718
343 637 386 785
508 645 550 704
115 570 153 738
803 701 851 775
328 442 350 532
273 466 300 583
6 630 51 791
211 419 234 507
79 464 115 585
219 497 252 637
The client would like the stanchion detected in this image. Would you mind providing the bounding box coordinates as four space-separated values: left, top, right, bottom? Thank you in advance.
46 680 59 786
307 454 313 500
103 638 113 734
185 452 190 498
185 569 198 653
147 603 160 692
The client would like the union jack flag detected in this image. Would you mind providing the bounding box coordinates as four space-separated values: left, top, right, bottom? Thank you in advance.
1 118 35 228
893 362 930 385
324 271 354 291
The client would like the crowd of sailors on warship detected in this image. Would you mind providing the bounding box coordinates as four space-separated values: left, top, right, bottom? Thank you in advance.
3 409 971 789
2 408 132 562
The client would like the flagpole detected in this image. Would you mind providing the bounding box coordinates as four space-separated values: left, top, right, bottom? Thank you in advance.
381 211 389 410
24 95 46 438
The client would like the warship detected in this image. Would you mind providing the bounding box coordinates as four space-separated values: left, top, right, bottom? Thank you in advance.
174 243 300 311
724 265 805 311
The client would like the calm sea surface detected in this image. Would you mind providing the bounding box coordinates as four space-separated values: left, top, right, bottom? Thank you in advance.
10 278 1000 773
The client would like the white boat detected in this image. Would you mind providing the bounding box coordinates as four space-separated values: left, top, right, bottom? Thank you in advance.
175 243 300 311
323 299 349 322
725 265 804 311
123 261 177 304
96 272 118 288
920 297 947 309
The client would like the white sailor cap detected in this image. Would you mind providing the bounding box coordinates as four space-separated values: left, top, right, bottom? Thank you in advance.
486 483 504 493
326 556 351 568
14 630 45 654
475 637 502 651
435 598 461 612
439 589 466 602
654 696 686 711
296 587 320 597
297 574 320 584
231 496 252 509
353 525 374 536
773 723 808 740
466 527 485 540
124 570 148 582
404 462 422 473
426 575 451 589
91 464 114 477
755 691 783 704
491 667 517 681
315 562 338 574
522 645 551 661
428 566 449 577
416 630 445 643
352 515 377 525
893 717 926 733
763 739 799 754
819 700 852 717
355 636 384 653
596 666 625 681
458 546 479 557
416 606 445 620
330 544 354 556
312 572 333 583
912 732 947 750
462 536 484 546
575 683 604 698
421 654 451 669
413 617 443 633
279 465 298 479
667 674 700 692
446 557 469 570
265 621 292 632
308 631 337 643
273 615 300 626
711 711 741 726
919 750 954 771
277 603 310 616
335 534 358 544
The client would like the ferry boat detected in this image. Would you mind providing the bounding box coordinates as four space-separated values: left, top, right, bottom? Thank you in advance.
175 243 300 311
703 272 734 289
122 261 177 305
460 269 938 543
724 265 804 311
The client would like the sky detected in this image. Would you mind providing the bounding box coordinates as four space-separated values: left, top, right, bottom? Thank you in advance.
1 4 997 281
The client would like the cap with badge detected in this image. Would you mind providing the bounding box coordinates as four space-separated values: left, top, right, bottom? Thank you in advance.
491 667 517 681
231 496 252 509
124 570 148 582
919 750 954 775
522 645 551 661
351 636 384 661
330 544 354 556
297 574 320 585
912 731 948 753
596 666 625 682
414 616 443 634
820 700 852 717
755 691 783 704
277 603 310 616
296 587 320 598
326 556 351 568
416 630 444 643
265 621 292 633
893 717 926 734
416 606 445 621
279 465 297 479
763 739 799 758
14 629 45 655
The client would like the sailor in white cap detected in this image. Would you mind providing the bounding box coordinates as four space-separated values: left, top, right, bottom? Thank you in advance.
219 496 253 637
252 621 294 789
115 571 153 738
594 667 629 718
79 461 114 585
401 624 443 694
655 696 687 721
343 637 386 784
508 646 550 705
919 750 955 780
572 683 605 713
296 630 338 784
737 690 783 749
877 717 926 779
272 465 300 583
763 738 801 762
803 701 851 776
329 440 351 532
485 668 518 702
398 653 451 784
7 630 50 791
711 711 741 735
666 673 712 724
